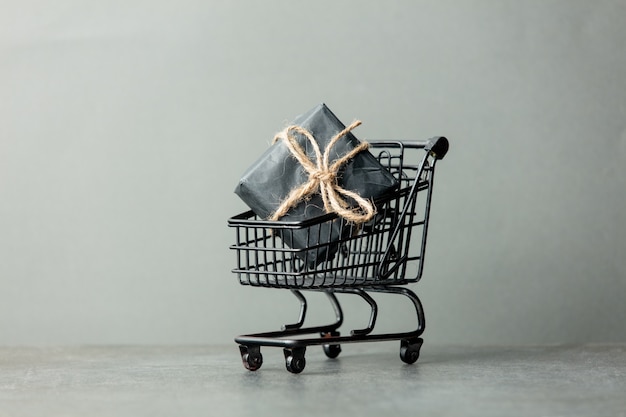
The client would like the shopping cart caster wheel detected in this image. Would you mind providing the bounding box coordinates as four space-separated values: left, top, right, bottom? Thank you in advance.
323 344 342 359
283 348 306 374
400 337 423 364
239 345 263 371
321 331 341 359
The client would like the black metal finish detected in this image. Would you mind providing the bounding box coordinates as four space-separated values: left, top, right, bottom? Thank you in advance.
230 138 448 373
281 290 307 331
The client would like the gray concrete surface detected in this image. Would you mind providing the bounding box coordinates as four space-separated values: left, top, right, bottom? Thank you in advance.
1 343 625 417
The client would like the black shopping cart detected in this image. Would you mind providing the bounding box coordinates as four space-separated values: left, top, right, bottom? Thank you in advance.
229 137 449 373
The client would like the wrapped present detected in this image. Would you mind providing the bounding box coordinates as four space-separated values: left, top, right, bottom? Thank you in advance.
234 103 398 266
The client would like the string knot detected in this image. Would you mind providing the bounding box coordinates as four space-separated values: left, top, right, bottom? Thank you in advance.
269 120 376 224
310 169 336 184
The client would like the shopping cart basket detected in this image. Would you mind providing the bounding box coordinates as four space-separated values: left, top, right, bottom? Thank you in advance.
229 136 449 373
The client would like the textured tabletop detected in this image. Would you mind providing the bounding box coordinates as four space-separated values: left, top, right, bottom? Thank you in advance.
1 343 625 417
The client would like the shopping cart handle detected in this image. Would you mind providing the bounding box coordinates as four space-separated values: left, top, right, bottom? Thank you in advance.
425 136 449 160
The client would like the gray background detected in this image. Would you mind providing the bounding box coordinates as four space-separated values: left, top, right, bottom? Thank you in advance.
1 0 625 347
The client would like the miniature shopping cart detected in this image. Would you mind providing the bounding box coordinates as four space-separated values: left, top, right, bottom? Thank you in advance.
229 137 449 373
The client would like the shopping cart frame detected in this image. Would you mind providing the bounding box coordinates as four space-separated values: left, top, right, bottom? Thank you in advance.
229 137 449 373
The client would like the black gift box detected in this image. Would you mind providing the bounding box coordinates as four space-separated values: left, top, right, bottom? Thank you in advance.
234 104 398 266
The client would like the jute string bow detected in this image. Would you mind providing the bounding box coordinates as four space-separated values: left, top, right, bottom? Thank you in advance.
269 120 376 224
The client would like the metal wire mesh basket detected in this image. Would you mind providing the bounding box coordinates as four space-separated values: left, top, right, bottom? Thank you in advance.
230 138 447 288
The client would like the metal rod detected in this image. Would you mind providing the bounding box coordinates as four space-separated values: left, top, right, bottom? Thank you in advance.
282 290 307 331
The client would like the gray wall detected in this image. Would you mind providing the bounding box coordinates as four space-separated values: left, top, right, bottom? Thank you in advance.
1 0 625 346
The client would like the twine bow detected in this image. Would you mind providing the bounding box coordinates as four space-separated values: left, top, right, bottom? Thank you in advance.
269 120 376 224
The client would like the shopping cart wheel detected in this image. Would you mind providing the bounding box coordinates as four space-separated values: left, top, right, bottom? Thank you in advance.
239 345 263 371
283 347 306 374
399 337 423 364
321 331 342 359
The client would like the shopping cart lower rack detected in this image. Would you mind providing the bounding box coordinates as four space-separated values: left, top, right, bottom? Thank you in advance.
228 137 449 373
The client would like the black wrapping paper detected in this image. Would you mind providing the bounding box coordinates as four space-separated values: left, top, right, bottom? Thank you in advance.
235 103 398 266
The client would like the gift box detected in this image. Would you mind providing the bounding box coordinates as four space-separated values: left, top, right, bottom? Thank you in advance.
234 103 398 266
